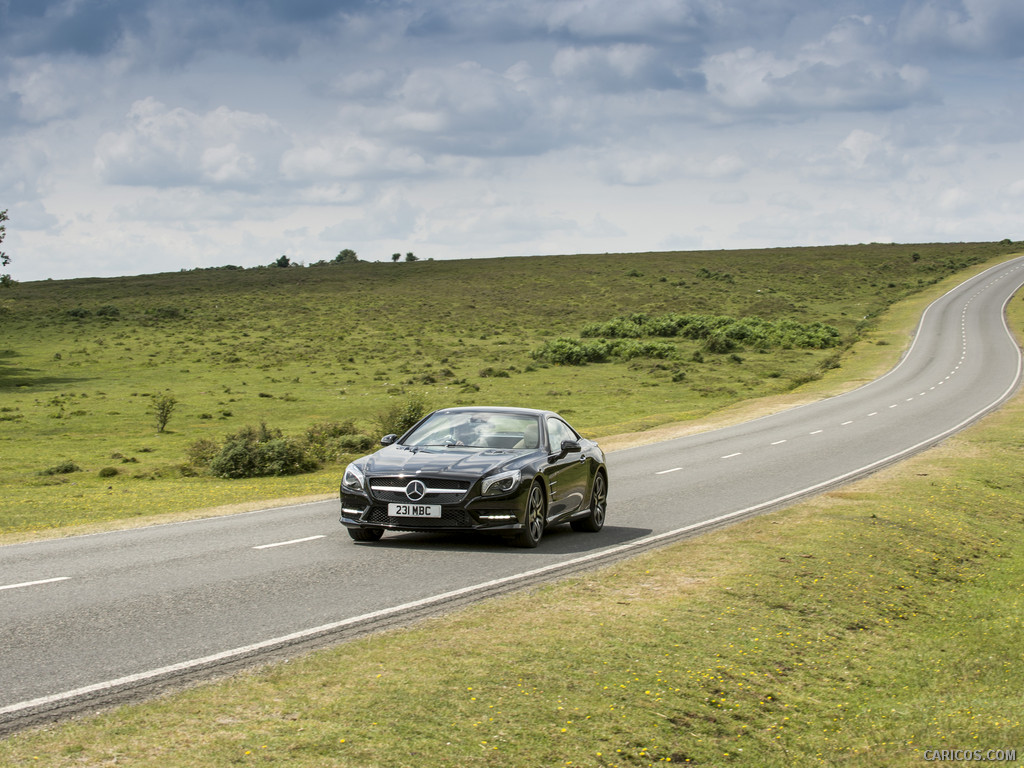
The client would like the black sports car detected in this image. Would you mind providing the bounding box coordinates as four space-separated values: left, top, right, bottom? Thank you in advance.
339 406 608 547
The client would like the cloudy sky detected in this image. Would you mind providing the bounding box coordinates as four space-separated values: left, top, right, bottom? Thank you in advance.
2 0 1023 281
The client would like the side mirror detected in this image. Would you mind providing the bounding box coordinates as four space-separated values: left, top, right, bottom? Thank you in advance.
380 434 397 446
560 439 582 454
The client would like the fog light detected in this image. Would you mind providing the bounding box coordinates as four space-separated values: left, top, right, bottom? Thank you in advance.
479 513 516 521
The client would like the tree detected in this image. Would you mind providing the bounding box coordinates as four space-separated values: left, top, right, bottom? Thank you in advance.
334 248 358 263
273 254 291 268
151 394 178 433
405 252 418 262
391 253 401 263
1 209 12 288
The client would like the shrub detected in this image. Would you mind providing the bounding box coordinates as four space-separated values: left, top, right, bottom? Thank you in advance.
185 438 220 468
303 421 374 462
611 339 675 360
209 423 317 479
533 337 675 366
580 316 646 339
703 332 737 354
572 313 842 355
98 467 119 478
479 367 510 378
337 434 376 453
531 338 611 365
150 307 184 320
373 393 432 438
40 460 81 476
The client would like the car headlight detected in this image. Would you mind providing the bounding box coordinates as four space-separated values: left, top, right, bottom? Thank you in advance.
341 463 366 493
481 469 521 497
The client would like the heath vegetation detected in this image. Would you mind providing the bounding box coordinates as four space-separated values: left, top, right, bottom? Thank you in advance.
0 241 1017 534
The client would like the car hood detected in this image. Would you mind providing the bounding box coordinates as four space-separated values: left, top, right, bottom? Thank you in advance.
364 445 528 476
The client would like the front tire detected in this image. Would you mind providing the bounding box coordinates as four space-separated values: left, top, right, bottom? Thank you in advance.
512 483 546 548
347 527 384 542
571 472 607 533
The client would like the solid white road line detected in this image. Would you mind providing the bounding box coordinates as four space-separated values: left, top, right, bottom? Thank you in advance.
655 467 682 475
0 577 71 592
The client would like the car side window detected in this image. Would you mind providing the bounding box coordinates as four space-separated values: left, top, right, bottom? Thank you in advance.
546 418 578 450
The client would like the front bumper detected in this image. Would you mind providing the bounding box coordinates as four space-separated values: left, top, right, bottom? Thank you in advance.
340 484 530 534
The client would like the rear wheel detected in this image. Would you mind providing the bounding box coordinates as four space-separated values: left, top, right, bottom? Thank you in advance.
571 472 607 533
347 527 384 542
512 483 546 548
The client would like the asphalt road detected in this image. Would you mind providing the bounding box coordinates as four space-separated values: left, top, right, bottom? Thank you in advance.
2 256 1023 731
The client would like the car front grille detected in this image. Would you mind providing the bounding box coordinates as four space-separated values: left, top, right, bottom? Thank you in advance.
366 506 474 528
368 476 471 505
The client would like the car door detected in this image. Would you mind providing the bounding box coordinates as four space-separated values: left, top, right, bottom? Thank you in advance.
543 417 590 519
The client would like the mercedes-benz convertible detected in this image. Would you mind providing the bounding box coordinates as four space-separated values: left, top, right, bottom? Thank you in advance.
339 406 608 547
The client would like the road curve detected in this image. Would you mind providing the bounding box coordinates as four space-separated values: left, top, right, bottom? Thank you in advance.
2 255 1023 732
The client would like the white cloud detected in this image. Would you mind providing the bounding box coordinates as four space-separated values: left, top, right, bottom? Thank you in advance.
6 58 86 123
319 189 420 241
703 16 932 115
553 44 657 88
0 135 54 200
6 200 61 233
897 0 1024 57
542 0 715 40
1007 179 1024 199
597 150 746 186
281 136 429 181
94 98 291 188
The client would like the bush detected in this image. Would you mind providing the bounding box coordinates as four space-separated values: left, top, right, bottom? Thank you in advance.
150 307 184 320
568 313 842 357
185 438 220 467
479 367 511 378
611 339 674 360
336 434 376 453
98 467 119 478
209 423 317 479
40 460 81 476
303 421 375 462
531 338 611 365
532 337 674 366
580 316 646 339
703 332 737 354
373 393 432 438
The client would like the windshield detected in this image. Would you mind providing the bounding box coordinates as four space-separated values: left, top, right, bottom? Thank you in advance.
403 411 541 450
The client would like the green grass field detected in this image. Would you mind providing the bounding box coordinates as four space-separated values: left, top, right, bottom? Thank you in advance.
0 248 1021 766
0 241 1016 537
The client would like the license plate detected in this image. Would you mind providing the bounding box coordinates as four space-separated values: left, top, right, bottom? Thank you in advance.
388 503 442 518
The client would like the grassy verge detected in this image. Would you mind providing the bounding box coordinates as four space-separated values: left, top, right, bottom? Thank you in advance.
1 288 1021 765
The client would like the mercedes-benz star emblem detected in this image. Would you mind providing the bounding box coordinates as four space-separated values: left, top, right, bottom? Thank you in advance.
405 480 426 501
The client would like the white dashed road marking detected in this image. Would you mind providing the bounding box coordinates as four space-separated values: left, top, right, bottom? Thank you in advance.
253 535 326 550
0 577 71 592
